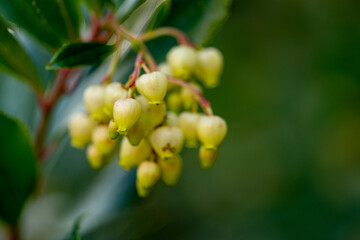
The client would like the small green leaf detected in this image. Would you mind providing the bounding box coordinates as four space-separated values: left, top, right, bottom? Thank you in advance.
164 0 232 45
146 0 171 31
116 0 147 23
0 0 81 50
47 42 115 70
64 214 85 240
0 112 37 225
0 18 42 91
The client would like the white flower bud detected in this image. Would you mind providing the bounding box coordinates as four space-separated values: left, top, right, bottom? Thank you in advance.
113 98 142 134
158 62 173 76
108 119 119 139
179 112 201 148
68 113 97 148
136 180 150 198
137 161 161 188
150 126 184 159
86 144 105 170
199 145 218 169
196 47 224 88
137 95 166 131
135 71 168 104
165 111 179 127
83 85 108 121
166 45 197 79
197 115 227 149
104 82 127 117
158 155 182 186
92 125 118 155
119 138 152 171
126 118 146 146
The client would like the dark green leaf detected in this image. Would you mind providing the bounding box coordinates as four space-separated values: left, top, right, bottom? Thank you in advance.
116 0 147 23
146 0 171 31
0 112 37 224
0 18 42 91
0 0 81 50
164 0 232 45
64 214 85 240
47 42 115 70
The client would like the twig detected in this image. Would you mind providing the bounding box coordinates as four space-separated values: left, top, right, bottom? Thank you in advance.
35 69 71 159
140 27 195 47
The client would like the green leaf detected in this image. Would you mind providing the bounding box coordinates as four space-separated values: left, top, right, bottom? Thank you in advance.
0 18 42 91
64 215 85 240
116 0 147 23
164 0 232 45
146 0 171 31
0 112 37 225
0 0 81 50
47 42 115 70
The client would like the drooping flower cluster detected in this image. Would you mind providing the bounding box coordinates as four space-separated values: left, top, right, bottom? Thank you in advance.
68 44 227 197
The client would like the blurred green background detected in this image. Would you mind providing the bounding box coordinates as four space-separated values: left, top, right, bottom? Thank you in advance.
1 0 360 239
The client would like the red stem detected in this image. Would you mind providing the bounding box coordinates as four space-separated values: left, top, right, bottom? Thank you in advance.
88 15 101 41
35 69 71 159
140 27 195 47
128 53 144 88
141 64 151 74
166 75 213 115
88 13 115 42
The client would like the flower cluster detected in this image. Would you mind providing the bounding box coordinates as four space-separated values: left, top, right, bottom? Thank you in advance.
68 43 227 197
